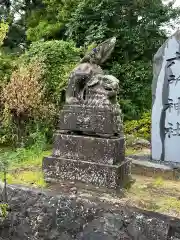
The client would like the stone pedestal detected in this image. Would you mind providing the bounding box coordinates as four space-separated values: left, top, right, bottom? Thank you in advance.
43 156 131 189
43 104 131 189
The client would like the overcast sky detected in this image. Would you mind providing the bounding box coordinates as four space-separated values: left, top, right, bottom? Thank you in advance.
164 0 180 7
162 0 180 35
174 0 180 7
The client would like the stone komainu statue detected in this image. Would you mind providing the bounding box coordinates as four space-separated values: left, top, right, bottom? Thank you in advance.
65 37 119 105
43 37 133 190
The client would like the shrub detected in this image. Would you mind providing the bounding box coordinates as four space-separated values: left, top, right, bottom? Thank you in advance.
0 22 8 47
1 40 81 146
0 204 9 219
0 22 15 116
0 54 14 85
124 111 151 140
0 60 56 146
110 61 152 120
20 40 81 106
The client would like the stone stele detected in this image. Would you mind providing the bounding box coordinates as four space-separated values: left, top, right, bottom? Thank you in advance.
43 37 132 189
152 30 180 163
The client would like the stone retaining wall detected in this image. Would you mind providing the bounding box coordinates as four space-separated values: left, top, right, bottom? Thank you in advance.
0 183 180 240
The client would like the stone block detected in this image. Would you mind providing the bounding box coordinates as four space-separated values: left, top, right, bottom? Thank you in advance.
58 104 123 136
52 133 125 165
42 156 131 189
152 30 180 163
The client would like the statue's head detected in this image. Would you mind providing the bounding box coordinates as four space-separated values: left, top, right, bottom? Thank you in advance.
88 74 119 91
80 37 116 65
87 74 119 104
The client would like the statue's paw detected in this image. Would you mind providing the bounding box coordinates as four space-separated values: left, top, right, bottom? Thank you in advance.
66 97 80 105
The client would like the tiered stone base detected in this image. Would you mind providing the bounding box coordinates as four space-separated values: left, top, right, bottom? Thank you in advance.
42 156 131 189
43 131 130 189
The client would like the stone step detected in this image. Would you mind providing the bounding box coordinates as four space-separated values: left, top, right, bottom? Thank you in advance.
127 157 180 180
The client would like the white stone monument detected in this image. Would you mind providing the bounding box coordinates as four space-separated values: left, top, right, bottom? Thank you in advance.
152 30 180 163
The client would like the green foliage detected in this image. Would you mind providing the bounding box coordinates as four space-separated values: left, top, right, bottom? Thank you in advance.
27 0 81 42
64 0 180 118
21 40 81 105
0 141 48 188
111 61 152 119
0 53 14 86
0 22 13 85
124 111 151 140
66 0 179 46
0 22 8 47
0 131 48 189
0 0 43 50
0 132 48 168
1 40 80 146
0 203 9 219
0 59 55 146
27 21 63 42
0 170 46 188
0 22 16 131
152 177 164 188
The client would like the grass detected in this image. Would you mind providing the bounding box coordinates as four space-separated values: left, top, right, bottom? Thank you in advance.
9 149 51 169
0 145 51 168
126 175 180 217
125 147 150 156
125 147 138 155
0 171 46 188
0 145 51 188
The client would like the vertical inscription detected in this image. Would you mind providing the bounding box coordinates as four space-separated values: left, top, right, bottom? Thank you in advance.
164 52 180 138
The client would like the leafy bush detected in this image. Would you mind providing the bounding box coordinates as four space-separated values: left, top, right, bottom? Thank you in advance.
0 22 8 47
27 21 63 42
0 203 9 219
111 61 152 120
21 40 81 106
0 40 81 146
124 111 151 140
0 60 56 146
0 54 14 85
0 22 15 114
